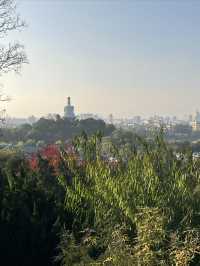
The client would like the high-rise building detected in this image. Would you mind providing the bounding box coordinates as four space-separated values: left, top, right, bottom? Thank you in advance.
192 111 200 131
64 97 75 119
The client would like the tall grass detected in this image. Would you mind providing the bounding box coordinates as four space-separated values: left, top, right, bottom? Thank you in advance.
57 132 200 265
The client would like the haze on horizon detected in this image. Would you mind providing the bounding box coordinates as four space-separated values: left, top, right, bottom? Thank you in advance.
1 0 200 119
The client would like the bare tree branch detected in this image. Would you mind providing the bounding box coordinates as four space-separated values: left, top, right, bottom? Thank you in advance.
0 0 27 76
0 0 27 125
0 42 27 73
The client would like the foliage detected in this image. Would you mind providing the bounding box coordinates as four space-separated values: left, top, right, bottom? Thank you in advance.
56 132 200 266
0 153 67 265
0 132 200 265
0 118 115 143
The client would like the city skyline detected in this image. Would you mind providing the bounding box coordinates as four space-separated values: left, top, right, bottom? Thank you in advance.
1 0 200 118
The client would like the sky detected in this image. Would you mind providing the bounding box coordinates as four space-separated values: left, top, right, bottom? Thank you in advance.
1 0 200 118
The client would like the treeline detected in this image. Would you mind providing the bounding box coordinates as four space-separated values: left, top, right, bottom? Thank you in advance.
0 117 115 143
0 132 200 265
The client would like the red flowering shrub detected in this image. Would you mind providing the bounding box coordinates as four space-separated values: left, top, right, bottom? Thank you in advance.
28 154 39 171
27 145 60 172
40 144 61 173
40 144 60 159
27 143 86 173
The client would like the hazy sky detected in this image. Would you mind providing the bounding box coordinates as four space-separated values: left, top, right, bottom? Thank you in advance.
1 0 200 118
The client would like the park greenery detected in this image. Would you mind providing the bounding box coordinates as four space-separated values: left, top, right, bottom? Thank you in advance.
0 117 115 144
0 131 200 265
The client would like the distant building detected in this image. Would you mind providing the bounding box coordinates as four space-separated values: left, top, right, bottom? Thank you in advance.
108 114 113 124
192 111 200 131
77 113 100 120
64 97 75 119
133 116 141 124
188 114 193 123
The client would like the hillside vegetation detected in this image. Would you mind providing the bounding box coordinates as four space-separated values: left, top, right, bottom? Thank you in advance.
0 132 200 266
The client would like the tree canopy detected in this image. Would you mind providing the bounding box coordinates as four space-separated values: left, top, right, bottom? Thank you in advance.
0 117 115 143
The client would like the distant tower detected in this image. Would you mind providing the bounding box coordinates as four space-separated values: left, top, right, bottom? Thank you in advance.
64 97 75 119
